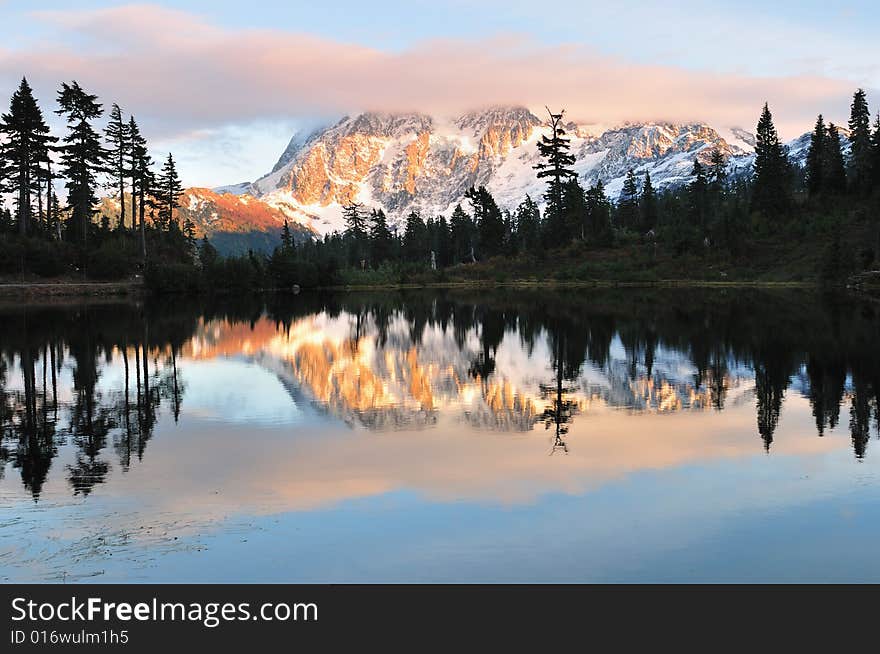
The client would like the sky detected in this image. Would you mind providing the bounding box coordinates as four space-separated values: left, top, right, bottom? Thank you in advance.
1 0 878 187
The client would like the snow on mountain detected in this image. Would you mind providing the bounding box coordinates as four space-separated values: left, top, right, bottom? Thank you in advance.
205 106 838 241
212 181 254 196
237 106 770 234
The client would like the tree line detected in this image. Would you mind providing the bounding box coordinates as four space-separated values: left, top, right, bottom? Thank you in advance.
0 77 194 278
3 77 880 289
257 91 880 289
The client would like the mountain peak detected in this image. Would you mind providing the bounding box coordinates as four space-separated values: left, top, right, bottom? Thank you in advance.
229 108 813 239
454 105 540 131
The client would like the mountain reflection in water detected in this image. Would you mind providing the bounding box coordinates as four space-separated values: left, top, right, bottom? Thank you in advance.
1 288 878 505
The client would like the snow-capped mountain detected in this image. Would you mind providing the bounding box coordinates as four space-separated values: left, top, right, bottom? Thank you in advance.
224 106 759 235
207 105 831 240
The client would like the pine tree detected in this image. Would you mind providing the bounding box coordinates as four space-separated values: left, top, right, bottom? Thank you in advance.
127 116 152 257
560 178 589 240
640 171 658 232
823 123 847 195
56 81 104 244
342 202 367 238
0 77 54 236
155 153 183 231
688 160 709 236
585 180 612 246
806 114 826 196
466 185 505 259
199 235 219 268
182 217 197 254
436 215 453 267
752 103 790 218
280 219 293 251
617 169 640 230
104 103 130 230
709 149 727 187
369 208 394 266
514 195 542 254
848 89 873 194
403 210 427 263
450 204 475 263
534 108 577 239
45 158 60 239
342 202 369 267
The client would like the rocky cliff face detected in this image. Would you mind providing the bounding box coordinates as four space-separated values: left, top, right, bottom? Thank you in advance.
240 106 763 234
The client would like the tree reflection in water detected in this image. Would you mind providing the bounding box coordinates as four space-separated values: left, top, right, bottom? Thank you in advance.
1 288 879 500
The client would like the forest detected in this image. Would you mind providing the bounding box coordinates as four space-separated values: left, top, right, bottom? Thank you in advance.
1 77 879 292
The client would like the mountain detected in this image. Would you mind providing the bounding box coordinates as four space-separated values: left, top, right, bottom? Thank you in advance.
163 106 832 250
97 187 313 256
241 106 764 235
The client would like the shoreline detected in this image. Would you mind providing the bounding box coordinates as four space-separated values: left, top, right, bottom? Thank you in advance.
0 280 143 298
0 277 823 300
0 279 873 300
326 278 819 291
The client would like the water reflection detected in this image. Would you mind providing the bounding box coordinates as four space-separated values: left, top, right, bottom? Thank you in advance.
1 289 879 503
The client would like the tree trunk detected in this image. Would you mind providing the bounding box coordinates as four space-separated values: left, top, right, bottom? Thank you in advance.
140 183 147 262
18 167 28 236
119 168 126 231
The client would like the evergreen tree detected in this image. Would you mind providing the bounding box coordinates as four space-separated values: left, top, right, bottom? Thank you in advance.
104 103 130 229
126 116 152 258
56 81 104 244
342 202 367 238
183 217 197 249
450 204 475 263
805 114 826 196
342 202 368 266
199 236 219 268
534 108 577 239
752 103 790 218
617 169 640 230
709 149 727 187
585 180 612 246
688 160 710 237
0 77 54 236
402 210 428 263
847 89 873 194
639 171 658 232
280 219 293 251
514 195 542 254
466 185 505 259
155 153 183 231
45 159 61 239
0 207 12 233
560 178 589 240
823 123 847 195
369 208 394 266
436 215 453 267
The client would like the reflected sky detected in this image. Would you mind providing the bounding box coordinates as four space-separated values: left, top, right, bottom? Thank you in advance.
1 289 879 582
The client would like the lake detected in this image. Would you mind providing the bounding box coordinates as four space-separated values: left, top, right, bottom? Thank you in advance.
1 288 879 582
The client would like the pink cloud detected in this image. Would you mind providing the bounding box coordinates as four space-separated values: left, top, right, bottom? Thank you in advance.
0 4 858 140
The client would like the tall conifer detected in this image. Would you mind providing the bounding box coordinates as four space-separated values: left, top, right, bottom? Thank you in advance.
848 89 873 194
56 81 104 244
0 77 54 235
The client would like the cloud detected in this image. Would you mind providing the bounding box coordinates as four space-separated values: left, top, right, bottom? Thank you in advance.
0 3 861 143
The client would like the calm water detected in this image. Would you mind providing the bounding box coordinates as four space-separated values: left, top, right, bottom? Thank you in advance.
1 288 880 583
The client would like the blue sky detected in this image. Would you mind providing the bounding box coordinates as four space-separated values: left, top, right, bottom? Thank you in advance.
1 0 878 186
